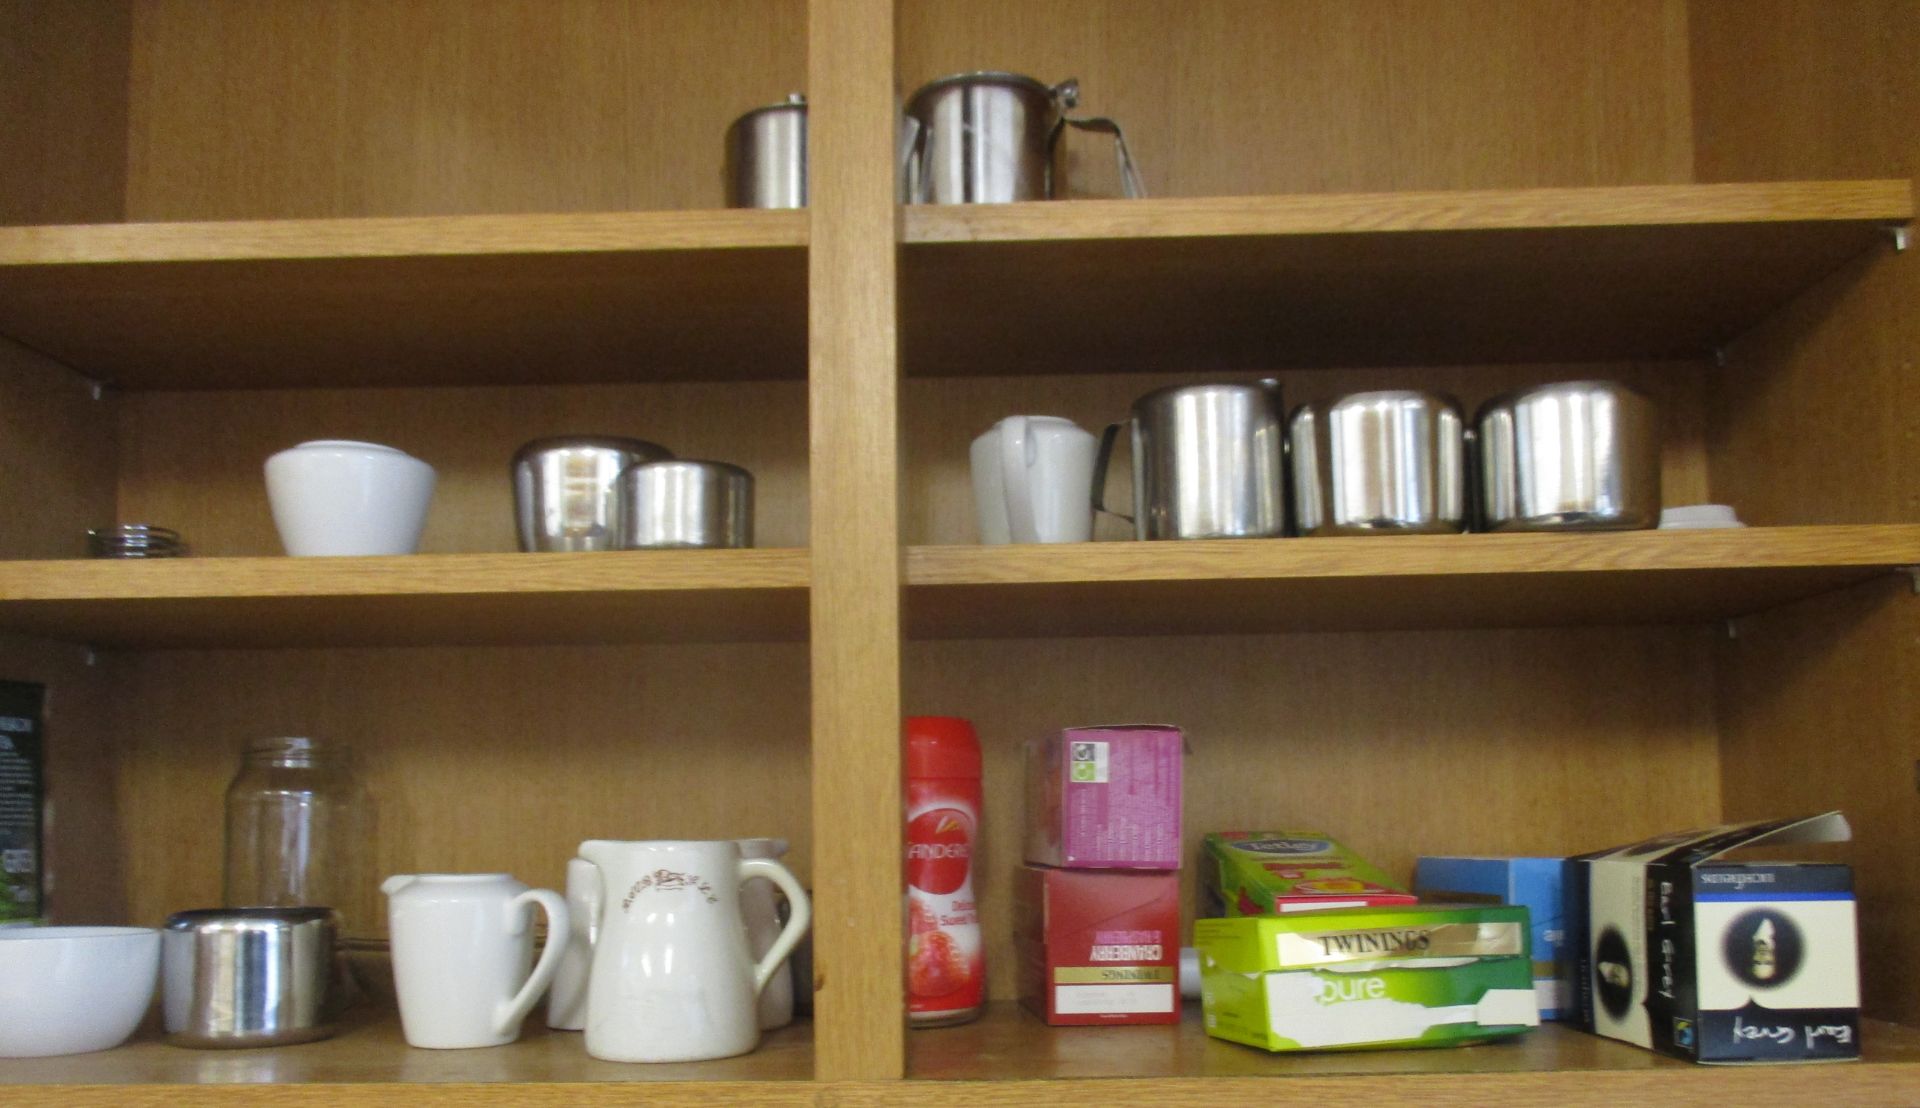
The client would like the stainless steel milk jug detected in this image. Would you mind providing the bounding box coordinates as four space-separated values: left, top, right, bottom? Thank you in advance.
1094 381 1286 540
902 72 1145 203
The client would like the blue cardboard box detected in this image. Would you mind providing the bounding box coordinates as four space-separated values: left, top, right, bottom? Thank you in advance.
1414 856 1567 1019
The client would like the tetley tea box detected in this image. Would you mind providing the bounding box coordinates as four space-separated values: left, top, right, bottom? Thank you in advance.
1195 904 1539 1052
1570 811 1859 1064
1024 725 1182 870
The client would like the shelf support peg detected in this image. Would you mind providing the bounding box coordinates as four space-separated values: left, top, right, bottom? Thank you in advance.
1900 566 1920 595
1890 225 1910 253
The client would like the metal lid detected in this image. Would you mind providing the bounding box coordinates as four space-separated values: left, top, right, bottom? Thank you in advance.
619 458 753 481
906 70 1057 112
512 436 673 464
731 92 808 123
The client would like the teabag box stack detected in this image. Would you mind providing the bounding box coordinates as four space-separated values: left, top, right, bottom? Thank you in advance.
1017 724 1183 1025
1570 811 1859 1063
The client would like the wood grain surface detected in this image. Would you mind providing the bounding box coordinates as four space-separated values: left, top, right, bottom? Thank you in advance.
900 184 1910 377
806 0 907 1081
0 214 806 389
906 626 1721 1002
0 550 809 648
0 1 130 226
0 338 116 561
1690 0 1920 1026
897 0 1695 198
122 0 805 220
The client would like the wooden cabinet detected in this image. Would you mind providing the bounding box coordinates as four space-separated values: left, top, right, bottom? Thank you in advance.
1 1 1916 1102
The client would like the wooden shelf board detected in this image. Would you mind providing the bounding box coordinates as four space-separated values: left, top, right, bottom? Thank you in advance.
897 1002 1920 1104
0 549 810 648
905 525 1920 638
0 1008 814 1105
0 209 807 389
901 180 1914 376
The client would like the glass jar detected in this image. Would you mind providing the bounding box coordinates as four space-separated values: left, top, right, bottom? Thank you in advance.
222 737 368 934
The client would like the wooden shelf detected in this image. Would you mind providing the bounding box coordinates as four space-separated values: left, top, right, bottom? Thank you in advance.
0 549 810 648
901 180 1913 376
902 1002 1920 1103
0 209 807 389
0 1008 814 1106
905 525 1920 638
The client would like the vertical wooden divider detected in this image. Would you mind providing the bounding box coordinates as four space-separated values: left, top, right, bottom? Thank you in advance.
807 0 907 1083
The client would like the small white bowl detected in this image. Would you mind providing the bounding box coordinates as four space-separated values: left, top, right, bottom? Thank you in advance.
265 439 437 557
0 926 160 1057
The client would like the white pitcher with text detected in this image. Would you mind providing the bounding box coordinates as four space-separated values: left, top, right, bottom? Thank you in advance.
576 839 811 1063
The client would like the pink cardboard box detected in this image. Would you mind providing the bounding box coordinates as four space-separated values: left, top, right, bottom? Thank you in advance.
1024 725 1183 870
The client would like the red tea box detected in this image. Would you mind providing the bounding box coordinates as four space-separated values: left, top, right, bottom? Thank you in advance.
1014 865 1180 1025
1024 724 1183 870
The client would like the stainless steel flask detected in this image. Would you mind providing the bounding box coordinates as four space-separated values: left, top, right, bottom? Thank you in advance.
1094 381 1286 540
725 93 808 209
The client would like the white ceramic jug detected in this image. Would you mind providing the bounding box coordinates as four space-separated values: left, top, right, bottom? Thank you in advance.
382 873 568 1050
576 839 811 1063
970 415 1098 544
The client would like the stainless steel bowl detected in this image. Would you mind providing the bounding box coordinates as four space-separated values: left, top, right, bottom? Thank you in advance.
512 436 673 552
618 460 754 549
162 907 340 1049
1290 390 1466 535
1474 380 1661 531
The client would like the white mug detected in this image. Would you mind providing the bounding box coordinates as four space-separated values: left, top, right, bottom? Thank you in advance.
737 837 797 1030
970 416 1097 544
576 839 810 1063
382 873 568 1050
265 440 436 556
545 857 599 1031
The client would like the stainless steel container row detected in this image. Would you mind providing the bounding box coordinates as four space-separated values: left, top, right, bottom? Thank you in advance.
513 438 754 551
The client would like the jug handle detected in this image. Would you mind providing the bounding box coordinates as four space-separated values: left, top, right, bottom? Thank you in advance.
1090 420 1134 525
1046 78 1148 201
998 416 1041 543
737 857 811 999
494 887 571 1037
899 113 927 204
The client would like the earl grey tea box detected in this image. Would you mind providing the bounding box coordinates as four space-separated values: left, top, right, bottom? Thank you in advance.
1571 811 1859 1064
0 681 46 925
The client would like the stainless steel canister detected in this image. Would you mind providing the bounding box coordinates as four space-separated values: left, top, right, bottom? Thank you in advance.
513 436 673 552
1475 380 1661 531
162 907 340 1048
725 93 807 209
1290 391 1467 535
619 460 754 548
903 72 1144 203
1094 381 1286 540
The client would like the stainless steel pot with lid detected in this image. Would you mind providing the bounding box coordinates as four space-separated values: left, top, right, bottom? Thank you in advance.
725 93 808 209
1474 380 1661 531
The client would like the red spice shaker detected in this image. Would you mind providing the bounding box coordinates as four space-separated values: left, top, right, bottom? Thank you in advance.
905 716 985 1026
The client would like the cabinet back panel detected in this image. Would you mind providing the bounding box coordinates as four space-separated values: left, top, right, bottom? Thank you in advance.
898 0 1693 199
107 643 810 938
116 381 808 556
0 340 117 561
0 0 131 226
1692 0 1920 1023
906 625 1721 1001
123 0 805 220
905 363 1708 546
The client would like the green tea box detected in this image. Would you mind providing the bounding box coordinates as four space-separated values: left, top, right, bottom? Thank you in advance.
1198 830 1416 917
1194 904 1539 1051
0 681 46 925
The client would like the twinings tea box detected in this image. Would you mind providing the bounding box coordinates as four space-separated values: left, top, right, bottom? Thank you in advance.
1024 725 1182 870
0 682 47 925
1194 905 1538 1052
1199 831 1415 917
1570 811 1859 1064
1415 856 1570 1018
1014 865 1179 1025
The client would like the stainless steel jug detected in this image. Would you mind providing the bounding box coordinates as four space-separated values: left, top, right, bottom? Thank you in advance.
903 72 1145 203
1290 391 1467 535
619 460 754 549
725 94 808 209
1094 381 1286 540
1474 380 1661 531
513 436 673 552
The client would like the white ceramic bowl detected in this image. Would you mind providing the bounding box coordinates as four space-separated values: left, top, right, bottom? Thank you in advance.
265 440 437 556
0 926 160 1057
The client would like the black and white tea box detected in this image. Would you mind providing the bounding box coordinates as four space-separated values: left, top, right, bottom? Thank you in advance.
1569 811 1859 1064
